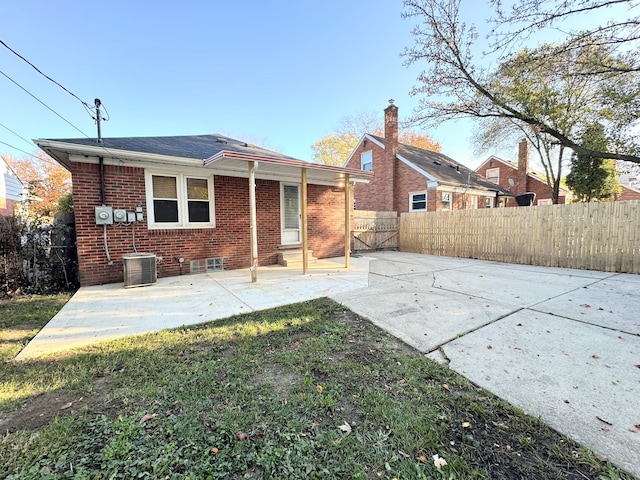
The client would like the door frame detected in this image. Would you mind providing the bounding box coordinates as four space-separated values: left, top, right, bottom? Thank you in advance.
280 182 301 245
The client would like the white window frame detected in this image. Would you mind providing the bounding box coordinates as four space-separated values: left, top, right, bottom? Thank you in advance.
441 192 452 211
537 198 553 205
144 171 215 229
361 150 373 171
471 195 478 209
486 167 500 184
485 197 494 208
409 191 428 212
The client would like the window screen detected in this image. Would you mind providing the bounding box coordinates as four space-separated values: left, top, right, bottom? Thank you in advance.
152 175 178 223
283 185 299 229
187 178 210 222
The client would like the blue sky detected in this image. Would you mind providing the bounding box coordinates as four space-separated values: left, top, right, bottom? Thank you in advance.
0 1 628 169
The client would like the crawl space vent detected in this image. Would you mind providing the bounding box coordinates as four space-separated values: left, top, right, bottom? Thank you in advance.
190 258 224 274
123 253 157 288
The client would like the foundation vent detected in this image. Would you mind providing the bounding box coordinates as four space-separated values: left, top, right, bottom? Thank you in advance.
190 257 224 274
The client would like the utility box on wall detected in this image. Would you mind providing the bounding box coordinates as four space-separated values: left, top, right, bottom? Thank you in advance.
123 253 157 288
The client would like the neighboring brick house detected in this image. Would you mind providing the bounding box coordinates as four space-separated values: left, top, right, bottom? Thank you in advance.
0 156 24 216
344 101 511 213
36 135 370 286
615 175 640 201
476 140 569 206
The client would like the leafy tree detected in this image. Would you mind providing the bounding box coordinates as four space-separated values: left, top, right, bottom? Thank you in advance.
5 152 71 220
311 132 359 166
474 43 611 202
401 0 640 163
566 123 621 201
312 111 441 165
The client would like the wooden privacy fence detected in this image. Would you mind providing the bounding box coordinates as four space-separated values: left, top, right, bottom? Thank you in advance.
353 211 398 252
399 200 640 274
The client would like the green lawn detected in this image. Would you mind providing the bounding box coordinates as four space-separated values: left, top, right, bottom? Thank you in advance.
0 294 71 362
0 297 632 479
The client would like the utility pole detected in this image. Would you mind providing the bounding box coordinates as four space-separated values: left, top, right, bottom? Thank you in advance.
95 98 102 143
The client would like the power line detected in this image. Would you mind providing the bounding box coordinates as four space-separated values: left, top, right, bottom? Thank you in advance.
0 120 34 148
0 39 94 111
0 68 91 139
0 139 40 160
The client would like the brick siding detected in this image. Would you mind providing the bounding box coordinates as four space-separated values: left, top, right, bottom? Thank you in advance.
0 198 17 216
72 163 346 286
617 185 640 201
476 158 566 206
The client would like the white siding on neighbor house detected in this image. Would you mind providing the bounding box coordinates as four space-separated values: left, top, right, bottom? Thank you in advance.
0 158 24 201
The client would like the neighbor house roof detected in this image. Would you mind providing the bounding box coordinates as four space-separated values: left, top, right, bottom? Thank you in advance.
367 134 512 195
35 134 372 187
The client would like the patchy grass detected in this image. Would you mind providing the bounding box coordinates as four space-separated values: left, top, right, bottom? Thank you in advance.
0 298 633 479
0 294 71 361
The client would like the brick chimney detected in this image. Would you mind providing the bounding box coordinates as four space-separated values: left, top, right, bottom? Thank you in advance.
517 138 529 194
384 99 399 211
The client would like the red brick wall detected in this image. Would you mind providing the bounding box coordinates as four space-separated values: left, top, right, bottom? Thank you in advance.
617 186 640 201
476 160 565 206
0 198 16 216
346 141 433 213
346 141 394 212
71 163 346 286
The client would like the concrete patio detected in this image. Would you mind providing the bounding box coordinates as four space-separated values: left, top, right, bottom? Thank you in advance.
15 251 640 478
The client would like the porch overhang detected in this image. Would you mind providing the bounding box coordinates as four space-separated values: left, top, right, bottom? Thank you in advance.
203 150 372 186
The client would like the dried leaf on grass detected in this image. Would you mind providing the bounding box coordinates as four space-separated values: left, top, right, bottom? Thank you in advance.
338 421 351 434
139 413 157 424
433 454 448 469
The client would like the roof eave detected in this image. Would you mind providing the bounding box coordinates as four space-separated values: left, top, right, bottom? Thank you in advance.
35 139 204 170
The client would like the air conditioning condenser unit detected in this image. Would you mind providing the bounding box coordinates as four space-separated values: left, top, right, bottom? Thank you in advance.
123 253 157 288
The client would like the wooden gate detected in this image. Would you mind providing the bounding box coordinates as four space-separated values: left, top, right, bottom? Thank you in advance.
353 211 398 252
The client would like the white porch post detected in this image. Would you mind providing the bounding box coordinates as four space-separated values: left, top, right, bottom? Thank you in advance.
301 168 308 274
344 174 350 268
248 161 258 282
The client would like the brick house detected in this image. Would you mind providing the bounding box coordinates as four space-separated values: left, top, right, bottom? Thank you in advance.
344 101 511 213
0 156 24 216
615 175 640 201
475 140 569 206
36 135 370 286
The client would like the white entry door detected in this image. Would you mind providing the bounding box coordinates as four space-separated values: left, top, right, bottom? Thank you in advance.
281 183 301 244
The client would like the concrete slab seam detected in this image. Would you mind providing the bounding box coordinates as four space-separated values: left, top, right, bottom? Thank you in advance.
525 273 620 311
528 307 640 337
424 307 525 355
210 276 255 312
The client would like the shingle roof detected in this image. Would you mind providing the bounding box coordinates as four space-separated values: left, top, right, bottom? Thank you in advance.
38 134 298 162
369 135 512 195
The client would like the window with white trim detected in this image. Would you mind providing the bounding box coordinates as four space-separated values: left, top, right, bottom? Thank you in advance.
537 198 553 205
485 197 494 208
409 191 427 212
441 192 451 211
145 172 215 228
361 150 372 171
471 195 478 209
486 167 499 184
